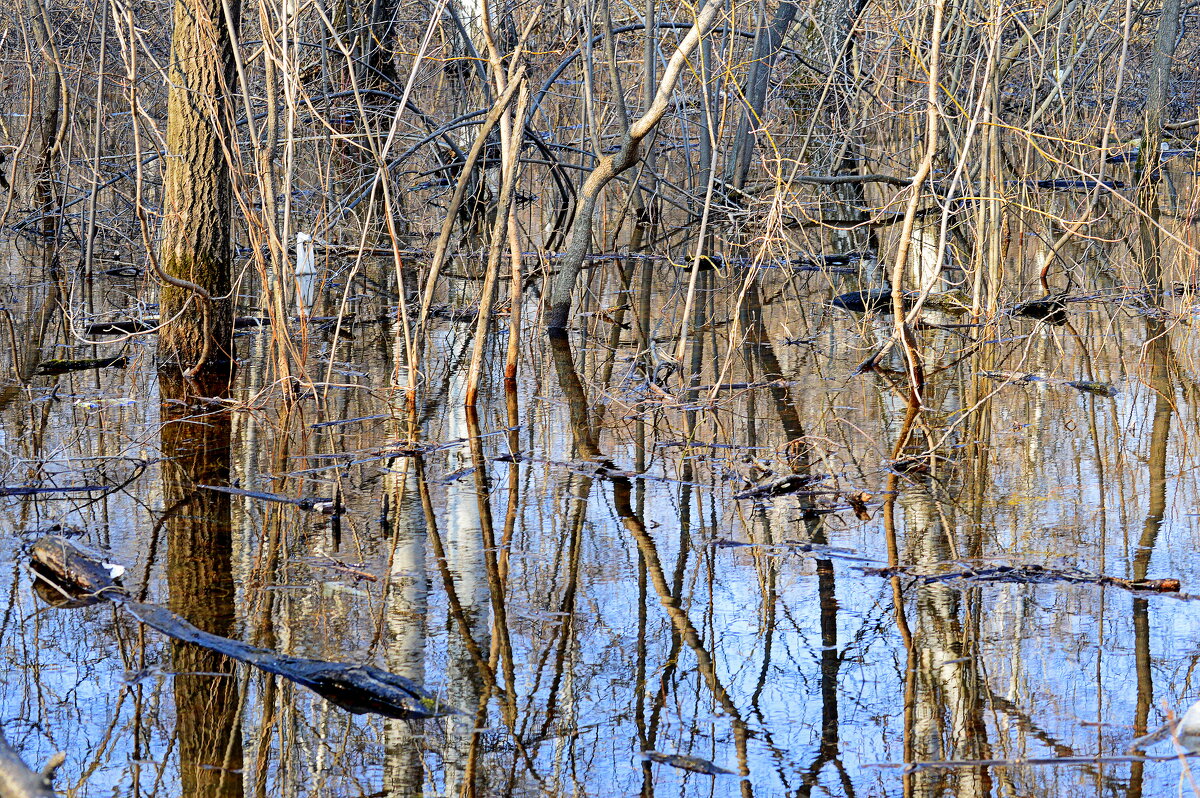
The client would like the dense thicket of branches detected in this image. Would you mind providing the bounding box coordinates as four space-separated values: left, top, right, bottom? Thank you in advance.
0 0 1195 392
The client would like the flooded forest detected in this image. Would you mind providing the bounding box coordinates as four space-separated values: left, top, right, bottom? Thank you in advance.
5 0 1200 793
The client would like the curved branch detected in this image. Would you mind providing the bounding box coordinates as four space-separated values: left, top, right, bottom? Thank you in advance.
543 4 723 331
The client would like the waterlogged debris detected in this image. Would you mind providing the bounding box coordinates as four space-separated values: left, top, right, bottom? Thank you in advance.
197 484 341 514
1107 149 1195 164
865 562 1181 593
29 536 126 607
73 397 138 410
100 265 142 278
672 254 723 272
84 316 271 336
1066 379 1119 397
642 751 734 776
831 289 969 316
28 536 454 720
307 558 378 583
711 539 871 561
1012 294 1068 325
494 452 634 480
83 318 155 335
734 474 827 499
921 289 972 316
830 289 907 314
981 371 1119 397
847 491 873 521
35 356 128 376
0 483 107 498
1027 179 1126 190
792 251 873 270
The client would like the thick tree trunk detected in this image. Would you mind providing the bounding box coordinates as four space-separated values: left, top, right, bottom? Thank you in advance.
158 0 239 368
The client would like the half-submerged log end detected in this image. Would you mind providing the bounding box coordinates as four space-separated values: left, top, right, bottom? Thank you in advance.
28 535 126 608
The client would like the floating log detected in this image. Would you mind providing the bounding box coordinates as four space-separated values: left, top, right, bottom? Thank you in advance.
0 484 107 497
1107 149 1195 164
197 484 341 514
28 536 453 720
84 319 155 335
792 251 873 269
99 266 142 278
1026 179 1126 190
642 751 734 776
1012 295 1068 325
84 316 272 336
981 371 1119 397
733 474 827 500
35 356 128 376
830 290 915 314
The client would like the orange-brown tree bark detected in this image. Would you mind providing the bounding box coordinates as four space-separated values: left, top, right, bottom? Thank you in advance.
158 0 239 368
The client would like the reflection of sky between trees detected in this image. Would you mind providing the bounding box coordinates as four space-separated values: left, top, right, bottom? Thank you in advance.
5 331 1200 792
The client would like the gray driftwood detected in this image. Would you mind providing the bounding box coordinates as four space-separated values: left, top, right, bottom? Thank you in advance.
0 731 62 798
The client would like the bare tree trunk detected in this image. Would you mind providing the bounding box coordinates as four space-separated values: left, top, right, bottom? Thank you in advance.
727 0 798 190
1135 0 1182 292
158 0 239 369
20 0 67 234
544 3 720 331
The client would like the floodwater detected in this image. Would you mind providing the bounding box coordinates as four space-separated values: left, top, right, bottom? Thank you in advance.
5 200 1200 797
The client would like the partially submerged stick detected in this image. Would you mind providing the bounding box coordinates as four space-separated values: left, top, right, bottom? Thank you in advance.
29 536 452 720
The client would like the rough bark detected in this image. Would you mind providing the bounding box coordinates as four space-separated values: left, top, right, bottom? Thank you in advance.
158 0 239 368
727 0 799 189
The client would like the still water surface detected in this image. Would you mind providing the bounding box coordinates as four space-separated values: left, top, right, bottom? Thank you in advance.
3 236 1200 797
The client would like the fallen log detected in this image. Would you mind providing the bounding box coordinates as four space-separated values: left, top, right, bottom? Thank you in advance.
29 536 453 720
733 474 827 499
197 484 340 514
35 356 128 376
84 316 272 336
0 731 62 798
864 562 1181 593
642 750 734 776
0 484 107 497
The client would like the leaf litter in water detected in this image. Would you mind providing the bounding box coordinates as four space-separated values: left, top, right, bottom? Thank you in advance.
641 750 734 776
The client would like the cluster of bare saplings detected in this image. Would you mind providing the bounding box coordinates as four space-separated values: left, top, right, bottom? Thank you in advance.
0 0 1196 397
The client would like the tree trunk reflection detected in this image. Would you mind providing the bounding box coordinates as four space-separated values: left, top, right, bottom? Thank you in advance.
159 366 244 798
